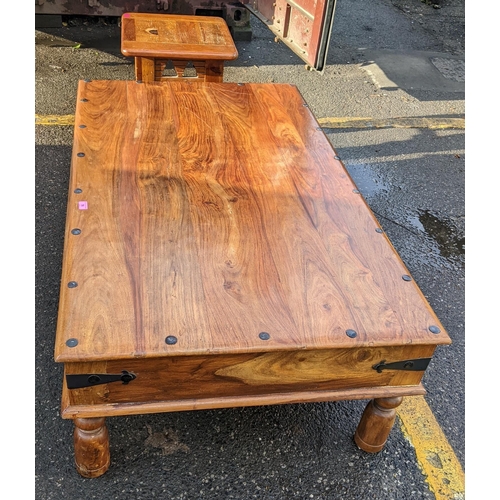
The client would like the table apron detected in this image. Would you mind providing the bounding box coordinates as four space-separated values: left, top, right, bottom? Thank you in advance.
61 345 435 418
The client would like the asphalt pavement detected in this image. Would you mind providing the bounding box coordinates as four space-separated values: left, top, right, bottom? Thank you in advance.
34 1 465 498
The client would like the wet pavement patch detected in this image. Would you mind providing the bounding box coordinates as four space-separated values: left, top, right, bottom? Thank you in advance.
345 162 389 198
344 159 464 267
415 210 465 260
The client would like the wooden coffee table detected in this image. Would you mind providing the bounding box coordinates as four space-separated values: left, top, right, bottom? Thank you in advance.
55 80 451 477
120 13 238 82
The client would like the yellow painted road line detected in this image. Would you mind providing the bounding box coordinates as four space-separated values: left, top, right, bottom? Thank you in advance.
398 396 465 500
35 114 75 126
317 116 465 129
36 114 465 130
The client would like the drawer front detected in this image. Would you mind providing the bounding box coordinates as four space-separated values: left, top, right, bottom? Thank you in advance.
64 345 436 408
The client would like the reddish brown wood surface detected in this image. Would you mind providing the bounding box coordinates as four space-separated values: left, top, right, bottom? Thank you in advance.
135 57 225 83
134 56 155 82
73 417 110 477
55 80 450 363
121 13 238 61
354 397 403 453
63 345 434 409
62 379 426 419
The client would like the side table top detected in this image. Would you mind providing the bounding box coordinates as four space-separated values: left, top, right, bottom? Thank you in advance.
55 80 450 362
120 13 238 61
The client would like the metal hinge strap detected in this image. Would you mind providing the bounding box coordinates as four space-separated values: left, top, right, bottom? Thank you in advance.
66 370 136 389
372 358 431 373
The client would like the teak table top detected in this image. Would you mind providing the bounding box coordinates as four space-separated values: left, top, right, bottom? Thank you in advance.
120 13 238 61
55 80 450 363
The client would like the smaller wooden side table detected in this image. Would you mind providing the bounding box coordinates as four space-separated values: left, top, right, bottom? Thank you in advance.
121 13 238 83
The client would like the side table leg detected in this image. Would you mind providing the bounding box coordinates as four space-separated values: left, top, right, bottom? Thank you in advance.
205 61 224 82
354 396 403 453
73 417 110 478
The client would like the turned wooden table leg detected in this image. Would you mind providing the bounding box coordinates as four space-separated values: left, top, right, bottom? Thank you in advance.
354 396 403 453
73 417 110 478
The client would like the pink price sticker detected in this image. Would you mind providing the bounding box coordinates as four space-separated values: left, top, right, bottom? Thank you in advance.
78 201 88 210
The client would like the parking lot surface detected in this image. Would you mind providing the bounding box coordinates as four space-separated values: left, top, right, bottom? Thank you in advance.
35 1 465 498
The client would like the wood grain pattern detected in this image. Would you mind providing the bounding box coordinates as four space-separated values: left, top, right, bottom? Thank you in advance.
55 80 450 363
136 57 225 83
62 345 435 411
354 397 403 453
135 56 155 82
73 417 110 477
62 381 426 419
121 13 238 61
